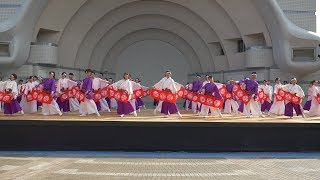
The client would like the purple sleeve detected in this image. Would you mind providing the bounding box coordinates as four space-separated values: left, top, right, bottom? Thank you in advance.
86 78 93 92
196 82 203 91
253 82 258 95
214 84 222 99
51 79 56 93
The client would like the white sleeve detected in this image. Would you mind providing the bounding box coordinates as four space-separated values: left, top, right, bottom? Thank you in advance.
297 86 305 98
99 78 108 88
311 86 317 97
110 81 120 90
24 84 29 95
67 79 77 88
171 79 178 93
12 82 18 95
128 81 133 95
154 78 164 89
56 79 61 94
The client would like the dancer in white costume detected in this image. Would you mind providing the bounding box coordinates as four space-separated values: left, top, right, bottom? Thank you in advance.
68 73 80 112
39 72 62 116
198 75 223 118
269 78 285 115
183 82 192 111
91 72 110 112
79 69 100 117
307 80 320 117
282 78 305 118
111 72 137 117
1 74 24 115
260 80 273 113
56 72 77 113
106 78 117 109
21 76 37 113
153 71 183 118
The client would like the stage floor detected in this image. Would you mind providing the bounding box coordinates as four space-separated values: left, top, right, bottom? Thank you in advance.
0 109 319 123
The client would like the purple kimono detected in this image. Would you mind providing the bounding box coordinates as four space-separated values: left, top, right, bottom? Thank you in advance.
201 83 222 99
40 78 56 94
243 78 258 98
82 77 93 100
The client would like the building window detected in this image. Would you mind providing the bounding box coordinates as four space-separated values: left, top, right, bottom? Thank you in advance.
292 48 315 61
0 42 10 57
237 40 246 53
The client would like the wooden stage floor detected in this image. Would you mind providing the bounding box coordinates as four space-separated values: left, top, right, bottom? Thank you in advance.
0 109 319 123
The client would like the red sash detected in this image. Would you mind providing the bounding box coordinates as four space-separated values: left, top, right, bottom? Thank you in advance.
0 91 12 103
316 95 320 104
60 87 77 102
219 86 228 99
284 92 301 104
198 94 224 109
257 89 269 102
28 90 52 104
232 84 250 105
150 88 179 103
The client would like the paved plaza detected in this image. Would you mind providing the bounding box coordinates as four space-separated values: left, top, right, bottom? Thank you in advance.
0 152 319 179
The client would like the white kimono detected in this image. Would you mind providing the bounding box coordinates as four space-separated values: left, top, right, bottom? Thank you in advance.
3 80 18 98
269 83 285 115
283 84 305 99
260 85 273 101
153 77 183 112
66 79 80 112
93 77 110 112
108 82 118 109
307 85 320 116
21 82 37 113
111 79 134 97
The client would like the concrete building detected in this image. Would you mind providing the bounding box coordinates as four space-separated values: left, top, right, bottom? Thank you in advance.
0 0 320 89
277 0 317 32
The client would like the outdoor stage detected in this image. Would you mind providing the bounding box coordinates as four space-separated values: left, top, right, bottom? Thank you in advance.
0 109 320 152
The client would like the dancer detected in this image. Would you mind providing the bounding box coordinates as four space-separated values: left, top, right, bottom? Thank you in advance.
198 75 223 118
303 81 313 111
92 72 110 112
242 72 264 118
134 78 147 111
224 80 239 114
21 76 37 113
306 80 320 117
283 78 305 118
202 75 210 87
1 74 24 115
38 72 62 116
33 76 42 109
106 78 117 109
190 75 203 113
56 72 73 112
111 72 137 117
260 80 273 113
68 73 80 112
16 79 24 103
269 78 285 116
153 70 183 118
79 69 100 117
183 82 192 111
